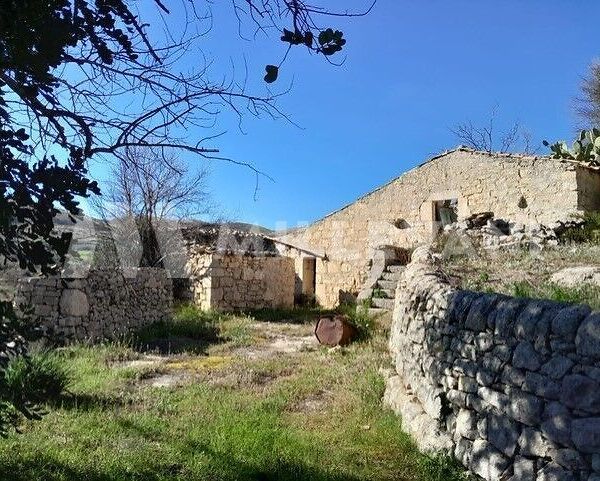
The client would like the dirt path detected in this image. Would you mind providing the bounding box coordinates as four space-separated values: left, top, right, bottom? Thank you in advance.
122 320 320 388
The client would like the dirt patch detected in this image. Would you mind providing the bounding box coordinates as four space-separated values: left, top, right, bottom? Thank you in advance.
121 355 167 369
144 372 194 388
290 390 332 413
127 321 319 389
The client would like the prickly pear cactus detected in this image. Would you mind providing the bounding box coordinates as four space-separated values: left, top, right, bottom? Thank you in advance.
543 128 600 165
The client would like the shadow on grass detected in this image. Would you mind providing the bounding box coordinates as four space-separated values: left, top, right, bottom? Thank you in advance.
0 447 367 481
243 307 335 324
53 391 132 412
133 319 226 355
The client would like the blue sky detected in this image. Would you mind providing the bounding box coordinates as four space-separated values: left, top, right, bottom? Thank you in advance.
89 1 600 230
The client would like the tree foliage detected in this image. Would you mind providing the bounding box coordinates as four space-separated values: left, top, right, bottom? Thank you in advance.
0 0 373 434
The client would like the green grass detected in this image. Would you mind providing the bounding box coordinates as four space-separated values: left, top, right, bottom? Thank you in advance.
443 243 600 310
511 281 600 310
4 349 71 405
0 310 469 481
136 304 221 343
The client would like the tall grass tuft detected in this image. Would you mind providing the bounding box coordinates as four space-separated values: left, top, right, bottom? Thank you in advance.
4 350 71 405
136 304 221 342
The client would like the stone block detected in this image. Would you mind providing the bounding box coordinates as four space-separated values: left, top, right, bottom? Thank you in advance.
523 371 560 400
59 289 89 317
577 313 600 360
470 439 510 481
512 456 535 481
536 461 577 481
456 409 477 440
552 305 591 339
506 388 544 426
541 402 572 448
487 414 520 457
572 418 600 454
541 356 574 381
513 340 541 371
561 375 600 414
519 427 550 457
548 447 586 471
465 295 498 332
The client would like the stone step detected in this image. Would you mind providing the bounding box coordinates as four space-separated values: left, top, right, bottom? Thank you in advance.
371 297 395 310
382 271 403 281
386 264 406 273
377 279 397 290
367 307 387 318
373 288 395 299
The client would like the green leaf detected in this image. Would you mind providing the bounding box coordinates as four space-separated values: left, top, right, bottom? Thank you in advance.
264 65 278 83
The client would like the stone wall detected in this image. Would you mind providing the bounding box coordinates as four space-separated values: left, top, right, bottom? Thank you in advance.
385 246 600 481
185 252 295 311
280 149 598 308
15 269 172 341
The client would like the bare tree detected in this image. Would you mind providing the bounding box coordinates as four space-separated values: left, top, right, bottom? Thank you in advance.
451 107 537 154
577 61 600 128
94 147 211 268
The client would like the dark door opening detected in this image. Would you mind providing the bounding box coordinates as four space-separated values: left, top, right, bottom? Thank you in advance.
302 257 316 297
434 199 458 229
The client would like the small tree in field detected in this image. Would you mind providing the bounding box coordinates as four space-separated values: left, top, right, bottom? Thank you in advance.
0 0 373 434
95 147 211 268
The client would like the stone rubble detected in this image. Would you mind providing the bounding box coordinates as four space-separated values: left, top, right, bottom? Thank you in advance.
442 215 586 252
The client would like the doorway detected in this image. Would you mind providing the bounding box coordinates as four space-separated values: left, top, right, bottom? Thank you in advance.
302 257 316 297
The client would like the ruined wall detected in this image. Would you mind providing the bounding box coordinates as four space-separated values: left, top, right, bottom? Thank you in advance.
15 269 172 341
576 166 600 212
280 150 585 308
385 247 600 481
185 252 295 311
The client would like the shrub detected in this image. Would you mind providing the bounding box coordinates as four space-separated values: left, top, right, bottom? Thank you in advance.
560 211 600 244
137 304 220 342
337 301 374 340
4 350 71 406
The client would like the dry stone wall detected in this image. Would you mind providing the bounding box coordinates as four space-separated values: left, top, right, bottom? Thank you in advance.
385 246 600 481
15 269 172 341
185 252 295 311
280 149 599 308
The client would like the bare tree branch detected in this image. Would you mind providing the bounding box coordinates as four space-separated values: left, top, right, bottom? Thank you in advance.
450 107 539 155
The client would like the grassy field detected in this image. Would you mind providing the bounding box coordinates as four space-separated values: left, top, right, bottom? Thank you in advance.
0 307 468 481
442 243 600 310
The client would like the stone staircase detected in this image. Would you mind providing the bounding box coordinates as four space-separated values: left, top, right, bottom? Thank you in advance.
366 263 405 317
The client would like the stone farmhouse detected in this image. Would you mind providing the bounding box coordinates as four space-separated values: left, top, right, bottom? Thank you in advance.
14 146 600 340
277 147 600 309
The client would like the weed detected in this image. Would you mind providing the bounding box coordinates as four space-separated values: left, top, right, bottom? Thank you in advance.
371 287 387 299
4 350 71 405
337 302 375 340
559 211 600 244
136 304 220 342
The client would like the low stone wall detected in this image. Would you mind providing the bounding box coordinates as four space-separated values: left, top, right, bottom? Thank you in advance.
185 252 295 311
385 247 600 481
15 269 172 341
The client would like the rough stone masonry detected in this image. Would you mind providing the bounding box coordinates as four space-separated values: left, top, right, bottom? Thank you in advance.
14 269 172 342
385 246 600 481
